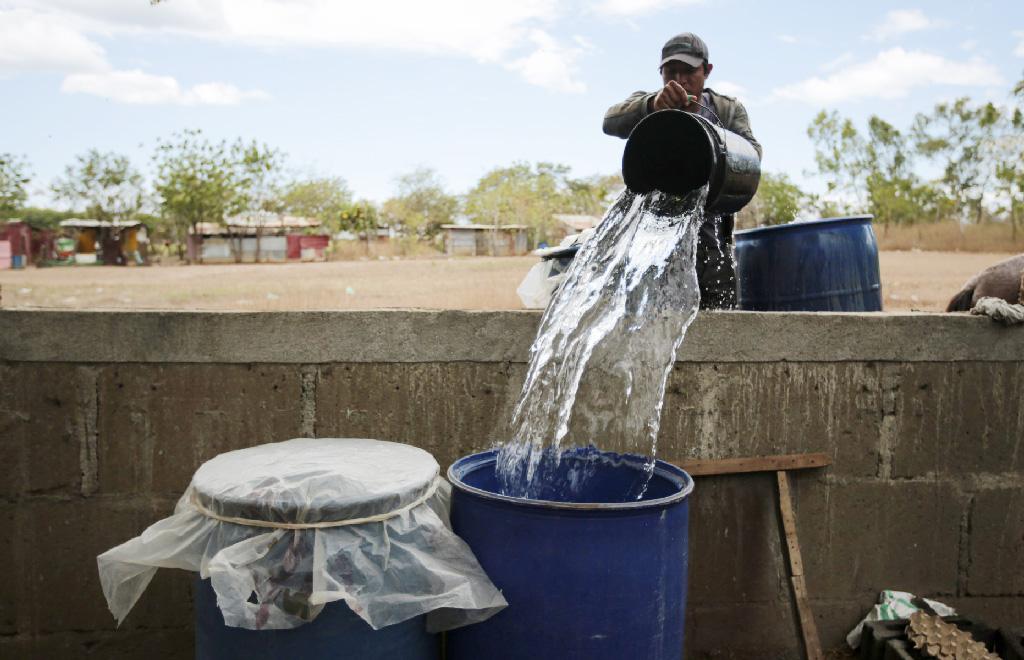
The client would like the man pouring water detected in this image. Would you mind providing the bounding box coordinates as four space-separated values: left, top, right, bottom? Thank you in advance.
603 32 762 310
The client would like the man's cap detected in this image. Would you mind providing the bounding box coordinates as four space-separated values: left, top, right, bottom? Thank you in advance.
660 32 709 68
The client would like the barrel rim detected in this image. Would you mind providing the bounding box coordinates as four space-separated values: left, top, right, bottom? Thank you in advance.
447 450 694 511
735 214 874 239
191 438 440 524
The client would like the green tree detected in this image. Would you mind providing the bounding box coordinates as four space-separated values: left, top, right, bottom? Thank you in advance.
153 129 241 262
807 111 937 230
806 110 868 210
381 167 458 238
0 153 31 214
913 98 1003 224
740 172 808 226
0 206 76 229
52 150 145 223
230 140 286 262
339 199 381 254
862 117 938 229
561 173 625 216
464 162 586 249
994 85 1024 240
280 176 353 233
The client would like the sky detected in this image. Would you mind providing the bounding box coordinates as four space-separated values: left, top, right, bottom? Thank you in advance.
2 0 1023 208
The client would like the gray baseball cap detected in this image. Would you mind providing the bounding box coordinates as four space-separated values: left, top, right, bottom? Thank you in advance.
660 32 709 68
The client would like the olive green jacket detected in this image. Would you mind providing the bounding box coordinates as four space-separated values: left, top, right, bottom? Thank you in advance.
602 88 762 159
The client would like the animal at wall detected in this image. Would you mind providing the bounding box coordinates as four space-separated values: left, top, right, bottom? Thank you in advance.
946 253 1024 312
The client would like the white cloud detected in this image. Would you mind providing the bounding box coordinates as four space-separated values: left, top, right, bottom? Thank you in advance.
711 80 746 98
1 3 271 105
14 0 561 63
4 1 590 93
867 9 944 42
773 48 1004 105
1014 30 1024 57
61 69 269 105
960 39 977 52
0 8 107 74
594 0 704 17
183 82 271 105
506 30 586 93
777 34 798 44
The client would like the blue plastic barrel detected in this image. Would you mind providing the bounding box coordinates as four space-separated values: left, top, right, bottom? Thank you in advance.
193 577 439 660
735 215 883 311
446 449 694 660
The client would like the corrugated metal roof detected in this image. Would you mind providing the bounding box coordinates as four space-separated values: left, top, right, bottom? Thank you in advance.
552 214 600 231
223 214 320 229
191 215 321 236
59 219 143 228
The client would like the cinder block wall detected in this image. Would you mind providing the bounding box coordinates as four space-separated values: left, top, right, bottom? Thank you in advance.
2 310 1022 659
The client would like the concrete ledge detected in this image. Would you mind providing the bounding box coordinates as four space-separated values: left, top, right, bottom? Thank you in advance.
1 309 1021 363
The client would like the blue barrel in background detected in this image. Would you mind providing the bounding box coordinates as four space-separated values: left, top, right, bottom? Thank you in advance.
446 449 694 660
735 215 883 311
194 577 439 660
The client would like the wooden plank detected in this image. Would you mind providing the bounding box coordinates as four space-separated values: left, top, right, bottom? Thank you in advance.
776 471 805 576
777 470 823 660
790 575 824 660
669 452 831 477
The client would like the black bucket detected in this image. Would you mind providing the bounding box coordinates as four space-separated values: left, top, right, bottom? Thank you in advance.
622 110 761 214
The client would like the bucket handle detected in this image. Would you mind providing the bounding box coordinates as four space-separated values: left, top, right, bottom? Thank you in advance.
685 96 723 127
692 99 724 127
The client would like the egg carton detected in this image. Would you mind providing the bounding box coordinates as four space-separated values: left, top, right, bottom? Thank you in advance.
905 611 999 659
860 618 1023 660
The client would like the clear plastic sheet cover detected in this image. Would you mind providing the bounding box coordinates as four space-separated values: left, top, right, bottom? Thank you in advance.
97 438 507 631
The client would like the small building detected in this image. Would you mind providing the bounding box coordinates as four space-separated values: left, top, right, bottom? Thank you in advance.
286 234 330 261
0 221 32 268
551 214 601 243
187 214 327 263
59 219 147 265
441 224 530 257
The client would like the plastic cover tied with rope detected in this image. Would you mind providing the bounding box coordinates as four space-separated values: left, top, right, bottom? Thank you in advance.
97 438 508 632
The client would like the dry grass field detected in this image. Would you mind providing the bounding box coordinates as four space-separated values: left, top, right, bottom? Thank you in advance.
874 222 1024 253
0 250 1016 312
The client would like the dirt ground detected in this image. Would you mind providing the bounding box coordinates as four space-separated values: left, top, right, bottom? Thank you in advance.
0 251 1013 312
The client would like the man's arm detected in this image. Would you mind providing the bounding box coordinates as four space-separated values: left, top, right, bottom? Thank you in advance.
602 91 656 139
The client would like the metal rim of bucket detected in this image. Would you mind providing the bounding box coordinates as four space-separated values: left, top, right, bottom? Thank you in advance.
735 214 874 239
622 110 716 200
447 450 694 511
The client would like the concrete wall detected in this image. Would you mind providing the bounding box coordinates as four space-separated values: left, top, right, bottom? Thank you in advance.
2 310 1022 659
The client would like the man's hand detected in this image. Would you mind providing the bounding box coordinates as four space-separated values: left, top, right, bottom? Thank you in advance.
651 80 696 111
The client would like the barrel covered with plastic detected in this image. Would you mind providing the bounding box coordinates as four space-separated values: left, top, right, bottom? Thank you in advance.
445 449 694 660
97 438 507 660
735 215 883 311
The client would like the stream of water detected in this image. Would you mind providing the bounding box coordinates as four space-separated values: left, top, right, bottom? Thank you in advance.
496 186 708 500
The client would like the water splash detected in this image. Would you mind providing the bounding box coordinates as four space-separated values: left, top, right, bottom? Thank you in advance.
496 187 707 499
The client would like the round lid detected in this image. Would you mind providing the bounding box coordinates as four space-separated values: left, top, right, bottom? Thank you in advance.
191 438 439 525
